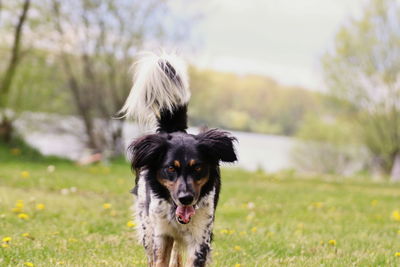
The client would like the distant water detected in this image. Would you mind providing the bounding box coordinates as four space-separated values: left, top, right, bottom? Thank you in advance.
15 112 297 172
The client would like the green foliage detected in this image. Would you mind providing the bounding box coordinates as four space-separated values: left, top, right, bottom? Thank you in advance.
292 115 369 175
0 137 69 163
1 162 400 265
189 67 323 135
322 0 400 175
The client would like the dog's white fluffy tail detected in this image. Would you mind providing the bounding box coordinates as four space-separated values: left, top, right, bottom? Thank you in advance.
119 52 190 127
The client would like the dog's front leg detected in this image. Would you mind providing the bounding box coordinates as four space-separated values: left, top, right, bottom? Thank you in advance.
186 241 211 267
153 235 174 267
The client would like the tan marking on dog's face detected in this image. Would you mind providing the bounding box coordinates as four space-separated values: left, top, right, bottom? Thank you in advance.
157 173 177 192
157 172 184 201
189 159 196 166
192 176 209 198
174 160 181 168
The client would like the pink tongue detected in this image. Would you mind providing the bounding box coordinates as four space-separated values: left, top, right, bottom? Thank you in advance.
175 206 195 223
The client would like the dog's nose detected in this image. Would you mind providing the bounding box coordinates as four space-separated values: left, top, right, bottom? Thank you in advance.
178 194 194 205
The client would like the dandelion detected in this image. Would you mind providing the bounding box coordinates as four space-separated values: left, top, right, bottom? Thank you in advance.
371 200 378 207
47 165 56 173
36 203 45 211
103 203 112 209
24 262 34 267
2 237 11 243
246 213 255 221
395 252 400 257
328 239 337 246
1 243 9 248
235 264 241 267
311 202 323 209
21 171 30 179
56 261 65 265
22 233 30 238
251 227 257 233
266 231 275 238
234 245 242 251
220 229 229 235
10 148 21 155
18 213 29 220
126 221 136 228
391 210 400 221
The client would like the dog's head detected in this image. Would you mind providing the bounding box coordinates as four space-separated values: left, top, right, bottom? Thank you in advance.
130 129 237 224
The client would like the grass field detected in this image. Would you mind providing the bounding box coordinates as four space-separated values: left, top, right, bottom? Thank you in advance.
1 145 400 266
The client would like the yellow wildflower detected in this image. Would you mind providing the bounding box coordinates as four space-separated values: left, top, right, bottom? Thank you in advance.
220 229 229 235
328 239 337 246
234 245 242 251
246 213 255 221
251 227 257 233
103 203 112 209
228 229 235 235
2 237 11 243
371 200 378 207
21 171 30 179
392 210 400 221
24 262 34 267
56 261 65 265
15 201 24 209
36 203 45 211
1 243 9 248
235 264 241 267
18 213 29 220
395 252 400 257
397 230 400 235
10 148 21 155
126 221 136 228
68 238 78 243
311 202 323 209
22 233 30 238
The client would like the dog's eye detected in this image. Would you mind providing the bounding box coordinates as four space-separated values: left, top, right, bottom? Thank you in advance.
167 166 175 173
194 166 202 172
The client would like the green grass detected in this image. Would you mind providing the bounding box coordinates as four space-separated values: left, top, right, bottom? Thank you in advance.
1 147 400 266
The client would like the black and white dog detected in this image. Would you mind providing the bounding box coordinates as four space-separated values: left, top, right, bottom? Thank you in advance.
120 52 237 267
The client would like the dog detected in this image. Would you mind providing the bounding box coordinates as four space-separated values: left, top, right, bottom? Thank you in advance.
120 52 237 267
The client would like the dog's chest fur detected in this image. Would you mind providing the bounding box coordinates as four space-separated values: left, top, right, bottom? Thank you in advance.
135 172 215 248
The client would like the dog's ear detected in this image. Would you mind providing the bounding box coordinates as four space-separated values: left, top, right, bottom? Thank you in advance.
196 129 237 163
129 134 167 169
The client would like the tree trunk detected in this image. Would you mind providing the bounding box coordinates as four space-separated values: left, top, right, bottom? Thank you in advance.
111 121 125 156
391 152 400 181
0 0 30 105
0 117 13 143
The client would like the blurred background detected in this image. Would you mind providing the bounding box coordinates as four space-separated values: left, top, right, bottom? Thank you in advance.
1 0 400 180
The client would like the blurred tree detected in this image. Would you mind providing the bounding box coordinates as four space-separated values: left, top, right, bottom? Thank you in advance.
322 0 400 180
0 0 31 142
189 67 322 135
50 0 191 156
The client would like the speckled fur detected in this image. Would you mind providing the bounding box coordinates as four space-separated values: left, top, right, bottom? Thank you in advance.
134 171 215 267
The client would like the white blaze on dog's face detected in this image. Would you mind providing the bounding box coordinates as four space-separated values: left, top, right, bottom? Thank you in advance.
130 129 237 225
157 153 209 224
156 136 211 224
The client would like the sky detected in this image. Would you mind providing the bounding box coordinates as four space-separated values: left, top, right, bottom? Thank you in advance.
177 0 366 91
